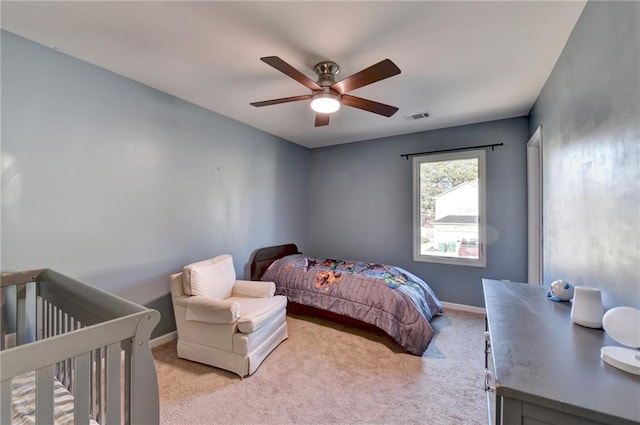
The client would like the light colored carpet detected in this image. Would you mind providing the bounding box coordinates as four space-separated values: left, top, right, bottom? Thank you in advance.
153 309 487 425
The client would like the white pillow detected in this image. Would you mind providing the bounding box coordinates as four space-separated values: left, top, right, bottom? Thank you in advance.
189 255 236 299
183 257 218 295
183 254 234 295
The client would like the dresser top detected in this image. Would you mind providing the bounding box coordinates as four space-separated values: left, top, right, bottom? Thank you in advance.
483 279 640 424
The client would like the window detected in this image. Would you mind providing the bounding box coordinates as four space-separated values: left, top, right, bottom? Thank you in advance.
413 149 486 267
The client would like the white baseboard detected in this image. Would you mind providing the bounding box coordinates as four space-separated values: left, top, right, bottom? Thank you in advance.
441 301 485 315
150 331 177 349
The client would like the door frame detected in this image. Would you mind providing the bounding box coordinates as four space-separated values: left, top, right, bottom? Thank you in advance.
527 126 543 285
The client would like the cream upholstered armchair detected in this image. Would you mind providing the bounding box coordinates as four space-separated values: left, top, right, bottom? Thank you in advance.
170 254 288 377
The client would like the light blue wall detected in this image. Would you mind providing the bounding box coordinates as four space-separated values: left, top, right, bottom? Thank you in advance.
1 31 310 336
529 2 639 309
307 118 529 307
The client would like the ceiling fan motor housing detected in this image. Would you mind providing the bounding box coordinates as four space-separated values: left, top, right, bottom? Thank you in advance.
314 61 340 89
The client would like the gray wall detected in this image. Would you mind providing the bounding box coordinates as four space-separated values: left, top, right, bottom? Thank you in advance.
1 31 310 337
529 2 639 309
307 118 529 307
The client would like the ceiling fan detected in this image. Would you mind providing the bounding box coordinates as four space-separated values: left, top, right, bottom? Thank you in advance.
250 56 401 127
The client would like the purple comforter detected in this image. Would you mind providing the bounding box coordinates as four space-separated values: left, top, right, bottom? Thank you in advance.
261 254 443 355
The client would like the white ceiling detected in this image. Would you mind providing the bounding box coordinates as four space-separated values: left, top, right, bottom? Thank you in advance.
1 1 586 149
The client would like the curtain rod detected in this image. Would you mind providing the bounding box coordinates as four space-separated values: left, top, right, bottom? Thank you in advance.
400 143 504 159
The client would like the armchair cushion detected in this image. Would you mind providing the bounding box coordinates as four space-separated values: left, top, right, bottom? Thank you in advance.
232 280 276 298
231 295 288 334
187 254 236 299
186 296 239 324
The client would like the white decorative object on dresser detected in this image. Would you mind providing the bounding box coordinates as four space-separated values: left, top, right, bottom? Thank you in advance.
571 285 604 328
600 306 640 376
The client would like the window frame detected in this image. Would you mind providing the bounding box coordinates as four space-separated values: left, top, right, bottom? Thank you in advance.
412 149 487 267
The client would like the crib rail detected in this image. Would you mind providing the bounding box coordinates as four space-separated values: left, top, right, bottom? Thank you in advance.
0 269 160 425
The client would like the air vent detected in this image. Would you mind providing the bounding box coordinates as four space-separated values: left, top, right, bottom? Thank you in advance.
404 112 431 121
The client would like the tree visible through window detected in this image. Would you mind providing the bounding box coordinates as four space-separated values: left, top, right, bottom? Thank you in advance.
413 150 486 266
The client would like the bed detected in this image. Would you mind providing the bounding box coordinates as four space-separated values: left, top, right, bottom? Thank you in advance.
1 268 160 425
250 244 443 355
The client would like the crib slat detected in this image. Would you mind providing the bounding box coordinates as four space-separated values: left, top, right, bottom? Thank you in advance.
74 352 91 425
1 378 11 424
45 301 50 339
36 296 43 341
57 306 62 337
67 315 74 387
54 306 60 379
122 339 133 425
36 365 55 425
16 283 26 346
106 342 122 425
92 347 103 424
0 286 6 350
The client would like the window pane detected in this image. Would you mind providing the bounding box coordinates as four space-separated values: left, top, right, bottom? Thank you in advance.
418 157 479 260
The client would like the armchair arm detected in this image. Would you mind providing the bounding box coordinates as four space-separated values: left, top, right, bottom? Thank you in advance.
231 280 276 298
185 296 239 324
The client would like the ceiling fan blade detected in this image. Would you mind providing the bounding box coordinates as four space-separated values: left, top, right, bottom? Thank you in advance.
260 56 323 91
331 59 401 95
315 113 330 127
340 94 399 117
250 94 313 107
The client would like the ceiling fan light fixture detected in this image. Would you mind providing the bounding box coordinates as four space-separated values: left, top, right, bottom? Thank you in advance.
310 93 340 114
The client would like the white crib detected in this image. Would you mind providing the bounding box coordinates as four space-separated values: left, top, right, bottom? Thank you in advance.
1 269 160 425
